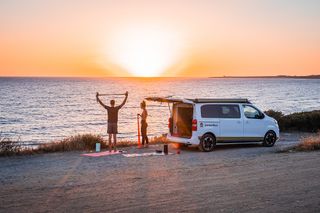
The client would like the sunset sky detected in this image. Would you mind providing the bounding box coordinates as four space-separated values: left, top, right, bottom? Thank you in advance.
1 0 319 77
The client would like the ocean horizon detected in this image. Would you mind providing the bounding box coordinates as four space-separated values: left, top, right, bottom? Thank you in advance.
1 77 319 144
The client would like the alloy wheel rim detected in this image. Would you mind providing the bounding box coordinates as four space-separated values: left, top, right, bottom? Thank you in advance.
203 137 214 150
266 132 276 144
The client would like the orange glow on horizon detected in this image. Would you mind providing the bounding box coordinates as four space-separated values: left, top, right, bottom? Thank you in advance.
98 24 186 77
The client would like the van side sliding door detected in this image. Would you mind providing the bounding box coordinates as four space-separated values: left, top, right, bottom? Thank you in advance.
218 104 243 140
200 104 243 140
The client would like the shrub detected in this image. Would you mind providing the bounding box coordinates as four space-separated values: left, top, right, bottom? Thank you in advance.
264 110 284 122
265 110 320 132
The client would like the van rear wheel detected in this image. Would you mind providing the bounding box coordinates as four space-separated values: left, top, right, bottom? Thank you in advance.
199 134 216 152
263 131 277 147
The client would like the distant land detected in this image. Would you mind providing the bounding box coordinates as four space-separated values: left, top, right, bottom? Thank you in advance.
211 75 320 79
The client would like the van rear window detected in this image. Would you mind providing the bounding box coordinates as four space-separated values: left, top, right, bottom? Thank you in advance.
201 104 240 118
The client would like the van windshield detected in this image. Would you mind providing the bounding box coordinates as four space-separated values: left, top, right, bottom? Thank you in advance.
201 104 240 118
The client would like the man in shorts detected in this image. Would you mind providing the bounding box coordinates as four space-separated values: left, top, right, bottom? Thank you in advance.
96 91 128 152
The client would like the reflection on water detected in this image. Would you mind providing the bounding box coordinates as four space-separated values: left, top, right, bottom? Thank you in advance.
0 77 319 144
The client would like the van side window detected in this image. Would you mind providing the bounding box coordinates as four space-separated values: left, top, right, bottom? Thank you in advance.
201 105 240 118
243 105 264 119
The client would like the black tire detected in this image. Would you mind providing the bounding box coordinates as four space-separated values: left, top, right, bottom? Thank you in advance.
199 133 216 152
263 131 277 147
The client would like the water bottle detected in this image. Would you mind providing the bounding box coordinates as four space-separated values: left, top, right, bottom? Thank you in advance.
96 143 101 152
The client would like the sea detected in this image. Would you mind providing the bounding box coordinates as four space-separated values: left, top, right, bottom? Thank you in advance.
0 77 319 145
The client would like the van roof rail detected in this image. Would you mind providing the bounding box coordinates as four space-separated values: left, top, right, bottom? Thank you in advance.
188 98 251 103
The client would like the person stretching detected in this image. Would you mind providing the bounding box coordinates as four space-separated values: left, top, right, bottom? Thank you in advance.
96 91 128 152
139 100 149 147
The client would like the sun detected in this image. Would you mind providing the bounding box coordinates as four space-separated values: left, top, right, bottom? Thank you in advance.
103 25 183 77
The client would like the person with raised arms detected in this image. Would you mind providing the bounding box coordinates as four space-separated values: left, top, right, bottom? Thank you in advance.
96 91 128 152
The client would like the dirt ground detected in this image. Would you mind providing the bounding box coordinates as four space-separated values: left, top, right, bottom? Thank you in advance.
1 132 320 213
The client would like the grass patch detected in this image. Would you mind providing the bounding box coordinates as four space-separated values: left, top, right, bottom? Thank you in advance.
1 133 168 157
38 134 168 152
37 134 106 153
0 135 21 156
279 133 320 153
265 110 320 132
116 135 169 147
294 133 320 151
0 135 36 156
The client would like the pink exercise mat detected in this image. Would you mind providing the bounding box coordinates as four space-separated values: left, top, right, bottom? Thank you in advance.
82 150 125 157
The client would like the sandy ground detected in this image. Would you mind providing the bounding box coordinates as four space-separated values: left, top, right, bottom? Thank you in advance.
1 132 320 213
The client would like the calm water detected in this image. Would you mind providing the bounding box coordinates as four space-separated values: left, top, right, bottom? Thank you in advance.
0 77 319 144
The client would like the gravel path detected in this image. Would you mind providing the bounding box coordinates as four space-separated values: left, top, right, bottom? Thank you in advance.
1 132 320 212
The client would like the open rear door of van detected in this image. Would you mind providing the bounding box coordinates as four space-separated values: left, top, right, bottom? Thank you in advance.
145 96 193 114
145 97 182 103
145 97 193 104
145 97 194 138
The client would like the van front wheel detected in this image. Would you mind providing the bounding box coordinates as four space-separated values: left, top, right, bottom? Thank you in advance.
263 131 277 147
199 134 216 152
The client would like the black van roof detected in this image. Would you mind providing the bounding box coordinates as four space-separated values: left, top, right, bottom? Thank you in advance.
187 98 251 103
145 97 251 104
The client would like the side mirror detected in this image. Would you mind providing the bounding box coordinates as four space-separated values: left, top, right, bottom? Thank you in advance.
259 113 265 119
254 113 265 119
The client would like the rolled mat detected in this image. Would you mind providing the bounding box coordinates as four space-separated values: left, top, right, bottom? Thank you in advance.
123 152 172 158
82 150 125 157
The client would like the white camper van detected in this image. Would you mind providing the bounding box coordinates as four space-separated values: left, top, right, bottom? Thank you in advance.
146 97 279 152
